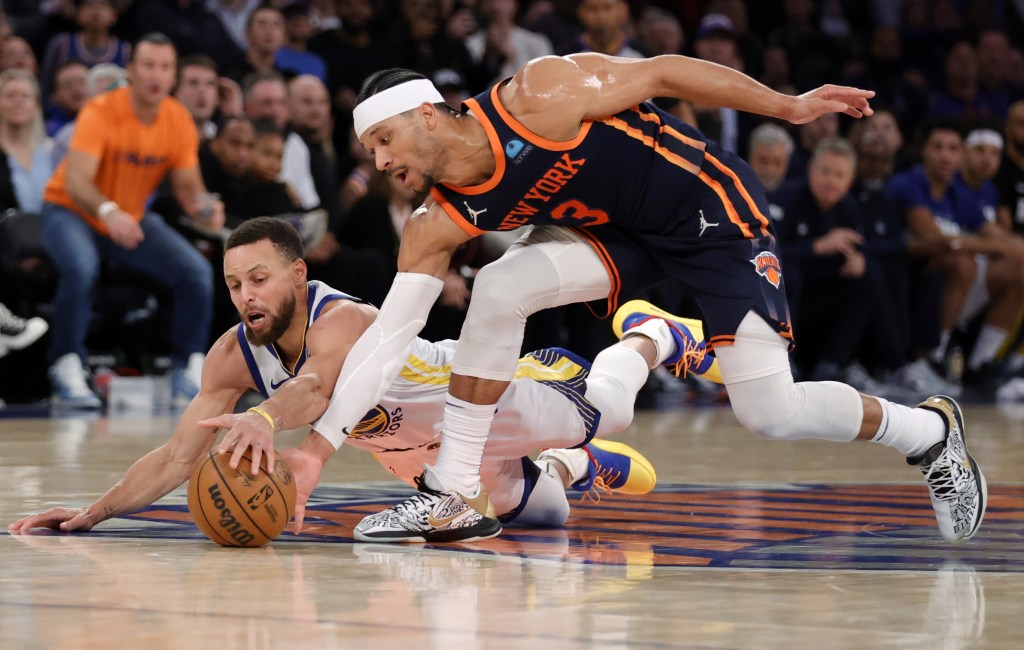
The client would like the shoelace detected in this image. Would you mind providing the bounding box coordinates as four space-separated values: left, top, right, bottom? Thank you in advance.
923 460 958 502
582 466 622 504
669 336 708 378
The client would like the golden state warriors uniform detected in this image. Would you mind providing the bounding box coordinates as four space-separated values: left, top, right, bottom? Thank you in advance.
430 83 793 349
239 281 600 517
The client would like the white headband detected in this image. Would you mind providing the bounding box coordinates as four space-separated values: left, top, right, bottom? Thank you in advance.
353 79 445 138
965 129 1004 150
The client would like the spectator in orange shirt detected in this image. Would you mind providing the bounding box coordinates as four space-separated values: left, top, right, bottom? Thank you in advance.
40 33 225 410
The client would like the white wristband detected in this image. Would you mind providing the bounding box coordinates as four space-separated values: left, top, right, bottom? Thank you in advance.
97 201 119 220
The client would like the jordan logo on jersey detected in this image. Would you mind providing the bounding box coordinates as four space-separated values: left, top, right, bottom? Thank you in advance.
751 252 783 289
463 201 488 225
698 210 719 236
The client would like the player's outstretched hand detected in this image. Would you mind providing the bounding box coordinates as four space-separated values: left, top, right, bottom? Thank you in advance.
199 411 276 475
279 447 324 535
8 507 97 533
787 85 875 124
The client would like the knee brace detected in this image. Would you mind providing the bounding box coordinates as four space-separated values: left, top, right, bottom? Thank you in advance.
727 374 862 443
452 230 610 381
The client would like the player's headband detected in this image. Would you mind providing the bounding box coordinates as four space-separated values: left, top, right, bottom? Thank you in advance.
353 79 445 138
964 129 1003 150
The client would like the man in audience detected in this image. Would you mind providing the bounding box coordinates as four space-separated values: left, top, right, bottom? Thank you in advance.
45 61 87 137
39 34 224 409
242 70 320 211
749 123 794 196
174 55 221 142
223 4 286 83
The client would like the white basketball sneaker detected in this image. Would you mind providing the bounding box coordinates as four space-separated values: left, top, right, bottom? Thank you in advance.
911 396 987 542
353 466 502 543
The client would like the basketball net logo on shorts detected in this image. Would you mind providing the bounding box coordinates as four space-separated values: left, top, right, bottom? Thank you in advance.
751 251 783 289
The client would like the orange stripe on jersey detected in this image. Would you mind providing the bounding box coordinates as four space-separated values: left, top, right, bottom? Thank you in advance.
571 227 622 319
601 116 702 176
697 171 755 239
707 334 736 351
629 106 662 123
490 83 593 150
703 152 771 237
429 189 486 236
627 107 708 151
443 98 506 196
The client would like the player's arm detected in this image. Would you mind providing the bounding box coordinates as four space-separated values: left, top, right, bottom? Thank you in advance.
8 331 252 533
312 203 471 449
503 54 873 141
201 300 379 473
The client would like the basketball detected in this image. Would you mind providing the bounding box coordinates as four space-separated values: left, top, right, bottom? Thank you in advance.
187 449 297 547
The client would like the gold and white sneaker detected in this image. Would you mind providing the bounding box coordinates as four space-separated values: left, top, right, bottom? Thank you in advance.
353 466 502 543
912 396 987 542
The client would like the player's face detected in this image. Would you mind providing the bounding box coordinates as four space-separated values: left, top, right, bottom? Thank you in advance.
361 114 444 192
808 151 855 209
224 240 300 346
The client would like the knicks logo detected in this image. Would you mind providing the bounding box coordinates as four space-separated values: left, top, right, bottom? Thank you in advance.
751 252 783 289
349 405 404 439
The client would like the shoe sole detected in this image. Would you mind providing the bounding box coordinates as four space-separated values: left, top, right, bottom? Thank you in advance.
612 299 723 384
923 395 988 542
354 520 502 544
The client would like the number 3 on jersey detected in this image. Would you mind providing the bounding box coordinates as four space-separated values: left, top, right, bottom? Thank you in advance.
551 199 610 226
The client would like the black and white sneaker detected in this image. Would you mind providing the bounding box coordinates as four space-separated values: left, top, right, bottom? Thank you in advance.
353 466 502 543
911 396 987 542
0 304 47 358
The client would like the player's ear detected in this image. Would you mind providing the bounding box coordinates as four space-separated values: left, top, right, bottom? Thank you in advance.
293 257 307 283
419 102 438 130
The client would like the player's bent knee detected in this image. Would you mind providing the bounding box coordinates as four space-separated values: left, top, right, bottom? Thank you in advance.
728 374 863 443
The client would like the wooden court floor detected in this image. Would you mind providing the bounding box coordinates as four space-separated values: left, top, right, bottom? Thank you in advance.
2 404 1023 649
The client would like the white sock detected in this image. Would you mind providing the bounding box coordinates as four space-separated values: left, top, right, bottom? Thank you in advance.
930 330 951 364
621 318 676 365
432 396 497 495
871 397 946 458
968 324 1007 370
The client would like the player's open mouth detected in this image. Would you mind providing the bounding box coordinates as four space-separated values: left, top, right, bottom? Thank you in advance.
247 312 267 328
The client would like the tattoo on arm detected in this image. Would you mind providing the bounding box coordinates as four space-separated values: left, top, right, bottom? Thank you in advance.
102 506 115 521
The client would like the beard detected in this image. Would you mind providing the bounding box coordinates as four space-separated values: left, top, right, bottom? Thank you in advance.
243 292 298 347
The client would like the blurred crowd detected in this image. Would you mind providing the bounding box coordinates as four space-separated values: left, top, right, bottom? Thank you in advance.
2 0 1024 408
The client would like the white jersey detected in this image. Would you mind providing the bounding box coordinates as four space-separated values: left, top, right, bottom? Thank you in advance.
237 281 601 515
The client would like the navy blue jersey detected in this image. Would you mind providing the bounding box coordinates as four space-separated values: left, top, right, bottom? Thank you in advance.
430 82 773 241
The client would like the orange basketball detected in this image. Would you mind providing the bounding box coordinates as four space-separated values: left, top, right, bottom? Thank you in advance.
187 450 297 547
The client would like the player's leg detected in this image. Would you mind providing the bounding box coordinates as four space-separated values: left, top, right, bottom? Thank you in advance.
718 312 985 542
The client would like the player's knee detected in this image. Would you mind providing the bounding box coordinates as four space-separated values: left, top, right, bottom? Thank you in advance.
728 378 805 442
471 262 553 323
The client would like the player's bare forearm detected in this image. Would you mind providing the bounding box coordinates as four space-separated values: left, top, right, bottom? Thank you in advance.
87 389 242 522
396 203 472 278
535 54 871 128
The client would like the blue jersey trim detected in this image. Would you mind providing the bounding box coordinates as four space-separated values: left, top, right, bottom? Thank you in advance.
237 325 269 399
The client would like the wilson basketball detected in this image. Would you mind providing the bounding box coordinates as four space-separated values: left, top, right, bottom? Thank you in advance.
187 450 297 547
